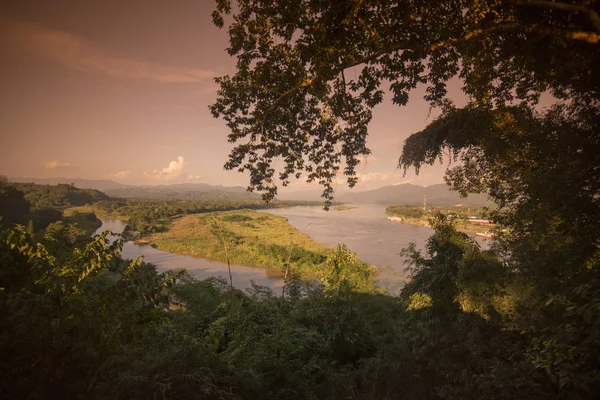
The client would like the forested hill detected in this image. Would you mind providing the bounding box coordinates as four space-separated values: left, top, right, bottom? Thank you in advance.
11 182 111 208
8 177 130 191
104 184 261 200
336 183 491 206
10 177 262 201
0 177 104 244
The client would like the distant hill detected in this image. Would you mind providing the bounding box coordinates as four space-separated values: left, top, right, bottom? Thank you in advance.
103 183 261 200
8 178 486 205
281 183 491 206
8 178 261 201
10 182 111 208
8 177 131 192
338 183 490 206
277 189 342 202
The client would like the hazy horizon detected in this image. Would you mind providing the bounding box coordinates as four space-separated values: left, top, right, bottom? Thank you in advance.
5 174 451 192
0 0 462 193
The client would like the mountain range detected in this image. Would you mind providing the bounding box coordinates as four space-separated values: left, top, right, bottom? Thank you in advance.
8 177 490 206
337 183 490 206
7 177 259 201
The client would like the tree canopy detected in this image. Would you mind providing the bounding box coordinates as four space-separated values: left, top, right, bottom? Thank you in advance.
210 0 599 205
0 176 30 226
210 1 600 394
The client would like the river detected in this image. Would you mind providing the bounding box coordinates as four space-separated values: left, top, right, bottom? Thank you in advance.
94 219 285 294
260 204 435 292
95 204 482 294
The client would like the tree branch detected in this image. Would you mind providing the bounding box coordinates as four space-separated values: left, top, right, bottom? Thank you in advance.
511 0 600 33
270 79 313 108
267 22 599 109
344 22 600 70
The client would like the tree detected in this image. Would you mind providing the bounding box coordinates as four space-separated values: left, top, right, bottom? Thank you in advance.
210 0 600 206
0 226 189 399
0 176 30 226
321 243 377 296
211 1 600 395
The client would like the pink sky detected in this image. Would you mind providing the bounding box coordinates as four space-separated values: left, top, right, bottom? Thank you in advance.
0 0 458 192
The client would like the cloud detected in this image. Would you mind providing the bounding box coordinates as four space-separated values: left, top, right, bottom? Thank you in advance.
145 156 187 180
187 174 203 181
42 160 72 169
115 170 132 179
2 19 215 84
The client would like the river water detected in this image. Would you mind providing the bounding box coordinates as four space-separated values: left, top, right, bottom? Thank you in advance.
260 204 435 292
95 219 285 293
95 204 471 294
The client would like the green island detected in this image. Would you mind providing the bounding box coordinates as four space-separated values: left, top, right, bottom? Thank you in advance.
386 205 494 235
147 209 377 281
332 205 357 211
89 197 324 235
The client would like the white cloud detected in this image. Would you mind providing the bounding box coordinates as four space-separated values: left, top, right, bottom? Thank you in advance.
187 174 203 181
145 156 187 181
42 160 72 169
115 170 132 179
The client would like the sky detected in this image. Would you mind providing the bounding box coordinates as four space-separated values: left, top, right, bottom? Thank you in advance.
0 0 459 192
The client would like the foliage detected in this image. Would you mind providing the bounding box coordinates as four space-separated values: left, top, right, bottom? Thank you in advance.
0 226 188 399
209 2 600 396
321 244 378 296
11 181 110 208
2 1 600 397
93 197 323 234
386 204 492 234
386 205 425 219
400 104 600 394
2 211 599 398
0 179 103 240
332 205 357 211
148 210 368 281
0 176 30 226
210 0 600 205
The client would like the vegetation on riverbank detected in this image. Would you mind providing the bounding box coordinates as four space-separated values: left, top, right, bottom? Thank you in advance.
54 206 103 239
11 182 109 208
0 178 102 244
148 209 377 282
332 205 357 211
92 198 326 235
386 205 493 235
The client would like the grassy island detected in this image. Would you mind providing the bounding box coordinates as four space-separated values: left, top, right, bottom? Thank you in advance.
333 205 357 211
147 209 375 281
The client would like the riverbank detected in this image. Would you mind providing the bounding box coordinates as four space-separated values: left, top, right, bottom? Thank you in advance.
146 209 362 280
385 206 493 236
333 205 358 211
